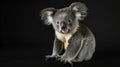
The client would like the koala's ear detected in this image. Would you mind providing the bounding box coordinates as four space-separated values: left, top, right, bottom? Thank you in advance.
41 8 56 25
69 2 88 20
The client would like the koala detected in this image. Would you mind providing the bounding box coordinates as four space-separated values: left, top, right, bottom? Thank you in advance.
41 2 96 65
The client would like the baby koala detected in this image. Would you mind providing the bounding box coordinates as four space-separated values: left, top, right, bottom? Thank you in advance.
41 2 96 64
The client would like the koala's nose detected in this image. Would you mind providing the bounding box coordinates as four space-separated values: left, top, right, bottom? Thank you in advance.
60 21 67 30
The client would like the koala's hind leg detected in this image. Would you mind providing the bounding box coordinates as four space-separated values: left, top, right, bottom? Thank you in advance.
84 38 95 61
46 37 63 59
73 38 95 62
72 39 89 62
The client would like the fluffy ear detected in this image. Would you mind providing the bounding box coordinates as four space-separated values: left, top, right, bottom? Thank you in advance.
69 2 88 20
41 8 56 25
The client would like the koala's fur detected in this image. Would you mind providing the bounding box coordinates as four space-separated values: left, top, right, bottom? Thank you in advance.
41 2 96 64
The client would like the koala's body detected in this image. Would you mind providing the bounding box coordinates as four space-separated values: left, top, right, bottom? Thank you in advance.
41 2 96 64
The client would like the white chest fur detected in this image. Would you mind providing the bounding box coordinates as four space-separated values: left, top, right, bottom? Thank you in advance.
55 31 72 50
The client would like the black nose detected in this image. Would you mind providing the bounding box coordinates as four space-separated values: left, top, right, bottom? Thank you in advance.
60 21 66 30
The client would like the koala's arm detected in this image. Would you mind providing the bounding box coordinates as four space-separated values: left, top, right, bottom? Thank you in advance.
59 34 84 62
52 37 64 56
46 37 63 58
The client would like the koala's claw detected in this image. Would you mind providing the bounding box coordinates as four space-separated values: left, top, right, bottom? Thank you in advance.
45 55 53 60
45 55 60 60
45 55 53 58
57 57 73 65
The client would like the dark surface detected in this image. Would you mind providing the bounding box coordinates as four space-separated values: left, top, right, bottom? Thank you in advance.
1 0 120 67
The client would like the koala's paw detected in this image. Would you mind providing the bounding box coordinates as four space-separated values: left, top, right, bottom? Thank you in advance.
45 55 60 60
58 56 73 65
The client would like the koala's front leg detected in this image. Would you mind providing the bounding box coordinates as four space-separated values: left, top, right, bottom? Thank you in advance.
58 36 83 64
46 37 63 59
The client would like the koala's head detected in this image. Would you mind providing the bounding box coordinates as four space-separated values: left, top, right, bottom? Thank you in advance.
41 2 88 34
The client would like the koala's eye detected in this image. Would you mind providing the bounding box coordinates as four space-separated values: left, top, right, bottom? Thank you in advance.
68 19 72 23
81 11 87 15
56 21 60 25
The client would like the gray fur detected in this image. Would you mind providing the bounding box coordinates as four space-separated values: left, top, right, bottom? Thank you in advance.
41 2 96 65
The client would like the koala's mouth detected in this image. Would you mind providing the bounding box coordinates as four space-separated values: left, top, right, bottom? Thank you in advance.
60 28 70 34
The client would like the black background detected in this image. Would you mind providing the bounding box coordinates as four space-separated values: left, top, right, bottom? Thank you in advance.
1 0 120 67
